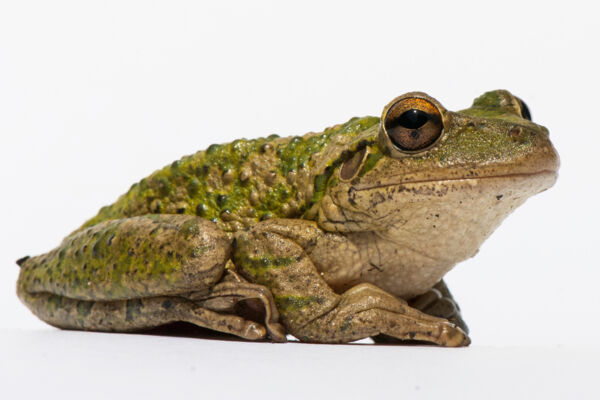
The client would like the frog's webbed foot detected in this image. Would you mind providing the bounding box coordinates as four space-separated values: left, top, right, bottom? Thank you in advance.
135 296 274 341
407 280 469 334
167 279 288 342
193 275 287 342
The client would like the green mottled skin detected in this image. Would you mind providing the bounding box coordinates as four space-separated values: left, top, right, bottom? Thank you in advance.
19 215 229 300
82 116 380 233
17 90 559 346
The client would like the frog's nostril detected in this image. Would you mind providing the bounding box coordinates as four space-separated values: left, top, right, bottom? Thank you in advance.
509 127 522 138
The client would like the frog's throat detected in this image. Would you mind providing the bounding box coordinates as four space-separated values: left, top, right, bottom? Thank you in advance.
352 170 557 192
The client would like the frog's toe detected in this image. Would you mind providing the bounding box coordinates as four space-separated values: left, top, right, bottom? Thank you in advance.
438 322 470 347
242 321 267 340
267 322 287 343
409 280 469 334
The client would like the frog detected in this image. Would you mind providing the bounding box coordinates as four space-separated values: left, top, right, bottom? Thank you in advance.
15 90 559 346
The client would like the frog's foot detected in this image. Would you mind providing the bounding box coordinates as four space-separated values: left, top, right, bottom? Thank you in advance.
407 280 469 334
141 296 272 341
295 283 470 346
193 278 287 342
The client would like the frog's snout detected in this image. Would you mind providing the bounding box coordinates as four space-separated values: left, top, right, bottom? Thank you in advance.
531 130 560 176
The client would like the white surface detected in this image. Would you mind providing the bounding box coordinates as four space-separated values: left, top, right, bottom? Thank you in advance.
1 329 598 400
1 1 599 399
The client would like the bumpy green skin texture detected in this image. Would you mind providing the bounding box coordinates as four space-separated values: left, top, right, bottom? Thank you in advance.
460 91 526 121
81 116 380 233
232 221 337 330
18 215 229 300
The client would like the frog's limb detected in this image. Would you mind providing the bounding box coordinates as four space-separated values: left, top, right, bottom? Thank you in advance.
407 280 469 334
193 279 287 342
17 215 230 301
16 291 268 340
233 219 469 346
372 280 469 344
297 283 469 345
16 215 284 341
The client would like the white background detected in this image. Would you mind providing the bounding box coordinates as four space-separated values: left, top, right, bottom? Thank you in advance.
1 1 598 399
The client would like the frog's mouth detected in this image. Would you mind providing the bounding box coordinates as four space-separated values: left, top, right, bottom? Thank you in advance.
353 170 558 192
354 134 560 193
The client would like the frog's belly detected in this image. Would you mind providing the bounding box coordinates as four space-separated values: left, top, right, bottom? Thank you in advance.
344 172 556 299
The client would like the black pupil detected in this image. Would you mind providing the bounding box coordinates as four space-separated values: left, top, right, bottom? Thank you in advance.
395 109 430 129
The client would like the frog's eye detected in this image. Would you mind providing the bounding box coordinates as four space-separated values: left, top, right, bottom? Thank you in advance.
515 97 532 121
381 97 444 153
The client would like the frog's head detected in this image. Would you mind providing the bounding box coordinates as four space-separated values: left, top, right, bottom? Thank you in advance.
320 90 559 266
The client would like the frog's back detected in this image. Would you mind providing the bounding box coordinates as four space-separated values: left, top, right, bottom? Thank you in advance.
81 116 380 233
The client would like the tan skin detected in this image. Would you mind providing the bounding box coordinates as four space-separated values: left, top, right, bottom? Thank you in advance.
16 90 559 346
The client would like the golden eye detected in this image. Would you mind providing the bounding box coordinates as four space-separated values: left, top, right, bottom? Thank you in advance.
382 97 443 152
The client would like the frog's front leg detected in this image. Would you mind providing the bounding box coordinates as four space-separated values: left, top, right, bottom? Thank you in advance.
17 215 285 341
233 219 470 346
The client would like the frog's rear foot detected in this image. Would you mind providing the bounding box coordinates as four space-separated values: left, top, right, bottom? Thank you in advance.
407 280 469 334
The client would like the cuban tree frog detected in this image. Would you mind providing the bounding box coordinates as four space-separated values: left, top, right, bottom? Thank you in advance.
16 90 559 346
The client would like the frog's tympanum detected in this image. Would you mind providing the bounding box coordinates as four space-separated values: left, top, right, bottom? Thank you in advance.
16 91 559 346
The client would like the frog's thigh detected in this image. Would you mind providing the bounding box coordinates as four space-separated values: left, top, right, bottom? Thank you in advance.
18 215 232 302
233 219 470 346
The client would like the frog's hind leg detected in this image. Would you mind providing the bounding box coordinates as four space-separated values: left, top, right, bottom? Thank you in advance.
193 275 287 342
16 290 273 340
16 215 285 341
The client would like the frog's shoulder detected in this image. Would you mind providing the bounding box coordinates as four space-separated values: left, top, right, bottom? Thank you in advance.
80 116 380 233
